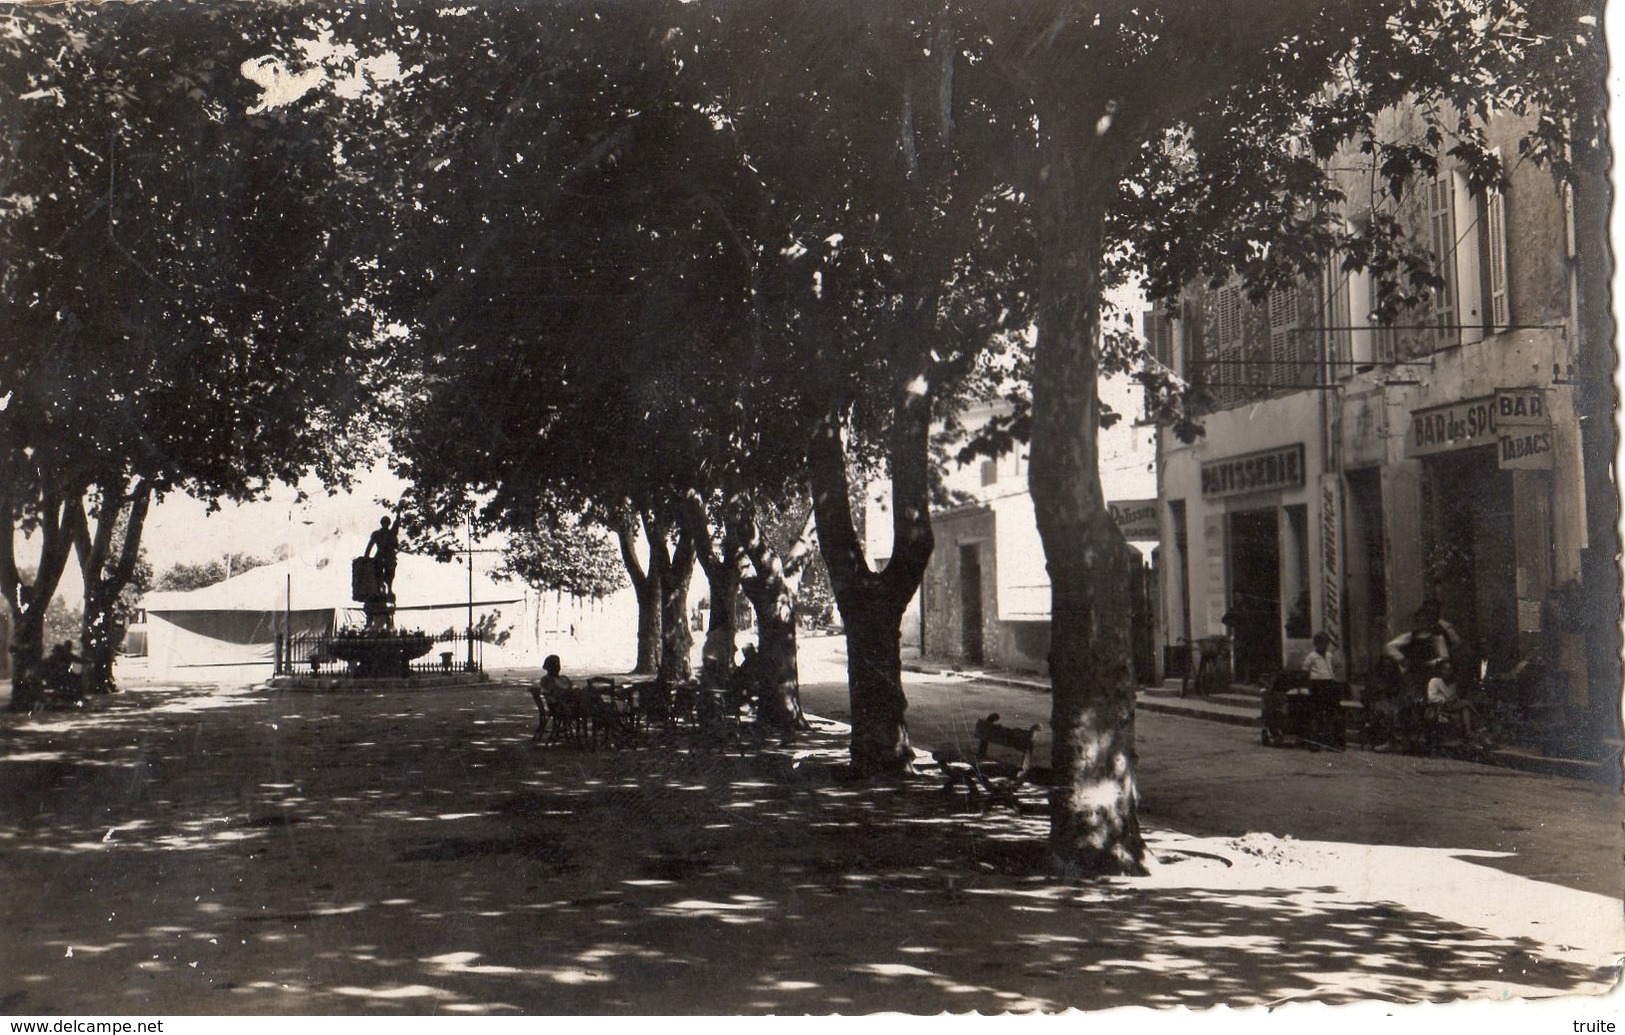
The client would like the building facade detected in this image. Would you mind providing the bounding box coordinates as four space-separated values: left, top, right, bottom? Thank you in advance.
886 390 1158 676
1150 108 1614 749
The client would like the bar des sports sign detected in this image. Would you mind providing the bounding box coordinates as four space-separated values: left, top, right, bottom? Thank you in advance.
1406 388 1552 470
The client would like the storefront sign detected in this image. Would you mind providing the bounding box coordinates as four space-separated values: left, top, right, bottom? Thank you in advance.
1108 499 1159 540
1200 444 1305 498
1498 428 1555 470
1407 395 1500 457
1408 389 1554 469
1494 388 1548 427
1319 475 1342 649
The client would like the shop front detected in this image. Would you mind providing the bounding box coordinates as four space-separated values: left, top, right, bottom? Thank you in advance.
1157 392 1330 687
1333 331 1598 754
1198 443 1316 683
1402 388 1562 684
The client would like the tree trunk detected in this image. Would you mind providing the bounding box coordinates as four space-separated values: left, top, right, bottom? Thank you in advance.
705 568 744 682
1028 96 1146 876
633 580 661 676
615 514 662 676
808 416 930 777
8 605 48 712
730 499 816 735
700 562 740 688
680 496 745 689
80 581 117 694
657 528 696 685
76 479 152 695
3 492 85 712
739 568 806 735
756 608 804 735
837 587 911 773
1568 138 1620 743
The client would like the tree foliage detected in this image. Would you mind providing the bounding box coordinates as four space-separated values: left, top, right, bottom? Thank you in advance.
0 1 384 703
152 554 272 594
0 0 1599 870
497 513 629 601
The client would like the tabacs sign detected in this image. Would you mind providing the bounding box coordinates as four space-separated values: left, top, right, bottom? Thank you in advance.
1406 388 1552 469
1199 444 1306 498
1498 427 1554 470
1108 499 1159 540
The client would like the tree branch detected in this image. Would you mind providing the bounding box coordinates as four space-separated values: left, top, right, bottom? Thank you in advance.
614 509 650 590
110 479 153 590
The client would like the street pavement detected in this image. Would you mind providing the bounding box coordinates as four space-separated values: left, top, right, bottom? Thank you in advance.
795 637 1623 900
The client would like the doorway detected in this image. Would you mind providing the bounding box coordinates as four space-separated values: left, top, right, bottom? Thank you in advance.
1422 447 1516 673
1344 467 1386 679
1228 509 1281 683
959 544 984 664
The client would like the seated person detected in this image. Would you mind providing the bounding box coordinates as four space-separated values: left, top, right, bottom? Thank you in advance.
530 654 574 744
39 640 82 697
729 644 768 710
1385 601 1461 698
1426 660 1478 742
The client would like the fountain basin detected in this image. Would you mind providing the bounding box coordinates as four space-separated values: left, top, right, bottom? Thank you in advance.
328 633 436 679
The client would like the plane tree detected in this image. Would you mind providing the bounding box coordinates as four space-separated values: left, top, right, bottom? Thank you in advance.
168 3 1601 859
233 1 1033 752
670 2 1040 774
282 3 765 683
275 2 841 704
668 0 1601 864
951 0 1605 874
0 2 379 704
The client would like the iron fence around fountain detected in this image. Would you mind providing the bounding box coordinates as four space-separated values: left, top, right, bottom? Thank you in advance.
276 630 485 677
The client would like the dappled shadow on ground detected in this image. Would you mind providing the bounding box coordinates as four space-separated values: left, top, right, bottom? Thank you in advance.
0 681 1614 1015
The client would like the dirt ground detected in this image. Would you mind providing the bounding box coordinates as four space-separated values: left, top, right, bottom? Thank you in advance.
0 675 1619 1021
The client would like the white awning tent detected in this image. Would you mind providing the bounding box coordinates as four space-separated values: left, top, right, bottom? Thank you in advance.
138 537 527 675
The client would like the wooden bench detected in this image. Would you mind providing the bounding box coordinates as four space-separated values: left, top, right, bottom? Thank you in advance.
932 713 1049 805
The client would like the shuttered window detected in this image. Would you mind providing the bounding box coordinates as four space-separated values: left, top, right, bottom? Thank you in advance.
1208 285 1245 407
1268 287 1300 388
1143 309 1176 369
1484 187 1510 330
1217 285 1242 348
1426 175 1460 350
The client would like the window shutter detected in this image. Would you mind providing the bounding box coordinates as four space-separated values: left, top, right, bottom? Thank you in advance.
1345 267 1375 368
1325 264 1350 373
1143 309 1175 369
1218 342 1239 407
1221 285 1243 405
1218 285 1241 348
1296 287 1317 378
1485 187 1510 330
1182 299 1204 386
1451 170 1484 345
1268 286 1298 387
1427 176 1460 349
1562 182 1577 259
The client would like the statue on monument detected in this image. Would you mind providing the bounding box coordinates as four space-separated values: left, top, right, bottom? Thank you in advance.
353 505 403 629
364 513 400 598
329 502 437 678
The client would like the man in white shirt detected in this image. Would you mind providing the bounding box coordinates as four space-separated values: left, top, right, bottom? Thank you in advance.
1303 631 1344 748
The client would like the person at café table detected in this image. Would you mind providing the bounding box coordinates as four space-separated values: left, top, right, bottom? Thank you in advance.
530 654 573 744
